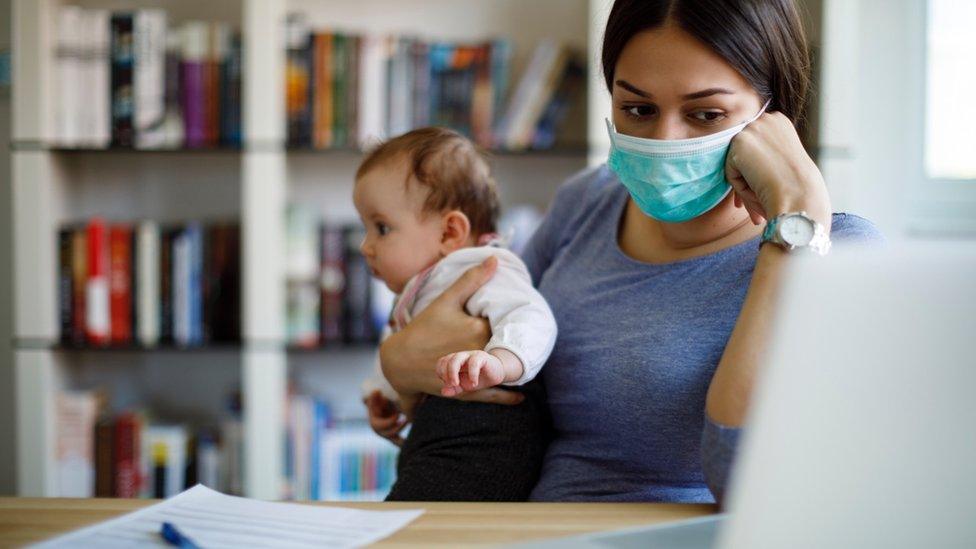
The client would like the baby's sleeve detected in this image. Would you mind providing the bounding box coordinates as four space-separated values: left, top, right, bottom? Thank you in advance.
462 249 558 386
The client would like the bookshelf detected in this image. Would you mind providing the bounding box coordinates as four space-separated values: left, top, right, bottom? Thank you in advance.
10 0 594 500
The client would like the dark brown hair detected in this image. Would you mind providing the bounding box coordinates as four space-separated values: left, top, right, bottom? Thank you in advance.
601 0 811 123
356 127 500 236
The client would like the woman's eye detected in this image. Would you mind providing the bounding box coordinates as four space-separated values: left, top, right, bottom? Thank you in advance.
623 105 656 119
376 223 390 236
690 110 727 124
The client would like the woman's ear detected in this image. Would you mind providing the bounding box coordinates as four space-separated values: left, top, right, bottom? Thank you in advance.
440 210 472 255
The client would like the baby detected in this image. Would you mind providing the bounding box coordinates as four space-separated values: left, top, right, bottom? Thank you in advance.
355 127 557 501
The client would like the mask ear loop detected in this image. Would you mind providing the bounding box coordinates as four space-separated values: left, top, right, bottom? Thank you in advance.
604 118 618 148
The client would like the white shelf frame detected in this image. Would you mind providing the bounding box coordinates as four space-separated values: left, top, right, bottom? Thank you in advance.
11 0 288 499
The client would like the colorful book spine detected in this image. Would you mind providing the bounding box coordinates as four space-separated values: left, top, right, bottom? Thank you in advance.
109 224 133 344
313 33 334 149
342 227 376 344
94 416 115 497
286 15 312 147
137 221 160 346
56 391 99 497
113 412 142 498
86 219 110 345
133 9 167 148
109 13 135 147
319 226 345 343
180 21 209 148
59 229 75 344
220 32 242 147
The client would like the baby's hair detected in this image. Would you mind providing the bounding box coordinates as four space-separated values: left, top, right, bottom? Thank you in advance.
355 127 500 236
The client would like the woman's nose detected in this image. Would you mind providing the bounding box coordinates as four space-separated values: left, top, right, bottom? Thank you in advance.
648 114 688 140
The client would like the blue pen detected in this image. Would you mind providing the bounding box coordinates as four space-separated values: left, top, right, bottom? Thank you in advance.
160 521 202 549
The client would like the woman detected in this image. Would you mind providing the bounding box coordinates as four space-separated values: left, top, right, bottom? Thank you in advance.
372 0 882 502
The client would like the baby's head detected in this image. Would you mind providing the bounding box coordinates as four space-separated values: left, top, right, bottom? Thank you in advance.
353 127 500 294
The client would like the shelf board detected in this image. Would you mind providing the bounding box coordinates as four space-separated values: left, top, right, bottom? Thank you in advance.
14 339 377 354
285 342 378 353
286 145 590 159
8 141 589 158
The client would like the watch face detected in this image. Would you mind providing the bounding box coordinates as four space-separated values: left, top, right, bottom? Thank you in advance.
780 215 815 246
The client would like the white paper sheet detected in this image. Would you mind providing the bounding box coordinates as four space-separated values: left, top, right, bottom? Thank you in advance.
32 485 424 548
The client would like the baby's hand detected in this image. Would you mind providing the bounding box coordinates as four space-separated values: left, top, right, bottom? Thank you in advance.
436 350 507 397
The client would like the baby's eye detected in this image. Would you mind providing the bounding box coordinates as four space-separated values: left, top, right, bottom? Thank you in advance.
689 110 727 124
376 223 390 236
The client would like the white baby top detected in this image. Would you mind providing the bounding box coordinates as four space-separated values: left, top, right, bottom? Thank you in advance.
361 244 558 402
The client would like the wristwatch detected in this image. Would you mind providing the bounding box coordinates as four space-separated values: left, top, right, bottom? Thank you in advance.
761 211 831 255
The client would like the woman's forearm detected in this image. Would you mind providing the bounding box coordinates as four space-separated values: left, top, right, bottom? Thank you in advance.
705 244 790 426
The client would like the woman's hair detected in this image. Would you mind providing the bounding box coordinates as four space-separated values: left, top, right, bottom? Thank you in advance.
601 0 811 123
356 127 500 236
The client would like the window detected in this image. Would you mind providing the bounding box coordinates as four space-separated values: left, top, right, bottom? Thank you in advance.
924 0 976 180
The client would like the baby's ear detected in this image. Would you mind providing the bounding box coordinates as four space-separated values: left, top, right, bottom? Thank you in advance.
440 210 472 255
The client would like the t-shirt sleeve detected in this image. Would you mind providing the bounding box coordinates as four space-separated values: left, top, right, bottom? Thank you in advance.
521 167 604 285
831 213 886 246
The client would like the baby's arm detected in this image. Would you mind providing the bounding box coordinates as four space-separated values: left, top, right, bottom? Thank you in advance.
425 248 557 396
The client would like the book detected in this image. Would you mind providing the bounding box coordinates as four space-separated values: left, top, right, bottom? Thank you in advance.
108 224 133 344
342 226 376 344
357 34 389 147
204 223 240 342
55 6 84 147
86 219 110 345
56 391 99 497
113 412 142 498
110 13 135 147
70 229 88 344
136 221 160 346
286 14 313 147
180 21 209 148
313 32 334 148
162 32 185 147
220 32 242 147
159 226 177 344
59 229 75 344
532 57 585 150
319 225 345 344
133 9 167 149
144 425 189 498
94 415 115 497
89 10 112 148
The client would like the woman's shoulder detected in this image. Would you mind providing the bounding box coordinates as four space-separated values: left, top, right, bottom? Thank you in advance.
830 212 886 245
552 164 620 207
542 164 623 234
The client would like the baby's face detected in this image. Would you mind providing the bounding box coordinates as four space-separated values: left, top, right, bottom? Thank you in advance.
353 158 444 294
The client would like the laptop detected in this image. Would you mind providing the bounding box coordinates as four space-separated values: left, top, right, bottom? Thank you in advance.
510 243 976 548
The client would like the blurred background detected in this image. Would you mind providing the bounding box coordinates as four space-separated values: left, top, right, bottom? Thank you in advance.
0 0 971 501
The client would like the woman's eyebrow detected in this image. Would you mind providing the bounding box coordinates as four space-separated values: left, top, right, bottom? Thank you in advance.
615 79 652 97
682 88 735 100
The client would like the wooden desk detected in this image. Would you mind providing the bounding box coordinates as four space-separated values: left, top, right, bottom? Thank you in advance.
0 497 716 548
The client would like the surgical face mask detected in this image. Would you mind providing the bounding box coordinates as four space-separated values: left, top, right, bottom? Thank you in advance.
606 101 770 223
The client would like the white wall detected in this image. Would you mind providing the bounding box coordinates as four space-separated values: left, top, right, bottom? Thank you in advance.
820 0 975 239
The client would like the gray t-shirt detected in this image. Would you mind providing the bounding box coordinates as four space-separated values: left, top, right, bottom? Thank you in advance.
522 165 883 502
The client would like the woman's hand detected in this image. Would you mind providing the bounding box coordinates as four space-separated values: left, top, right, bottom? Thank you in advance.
725 111 831 227
378 256 525 407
